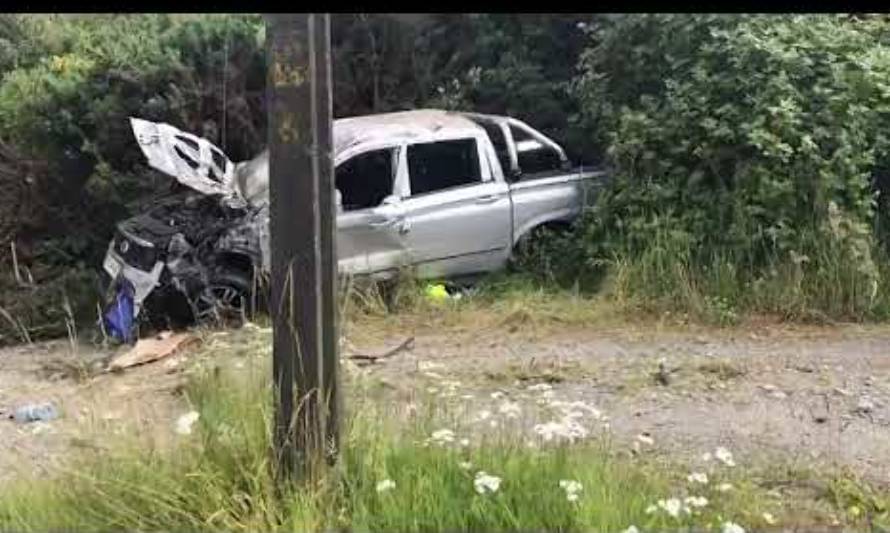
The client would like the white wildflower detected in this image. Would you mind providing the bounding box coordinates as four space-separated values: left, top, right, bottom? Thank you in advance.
717 482 734 492
423 371 443 380
762 512 776 525
490 391 505 399
656 498 690 518
715 446 736 467
722 521 745 533
426 386 439 394
687 471 709 484
685 495 709 508
533 419 589 443
175 411 200 435
528 383 552 392
376 479 396 493
459 437 470 447
461 394 475 400
702 452 713 462
645 504 658 514
473 471 501 494
559 479 583 502
636 433 655 446
621 526 639 533
499 401 522 419
458 460 473 470
429 429 455 446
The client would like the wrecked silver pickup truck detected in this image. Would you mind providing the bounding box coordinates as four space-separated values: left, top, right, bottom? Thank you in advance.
102 109 606 334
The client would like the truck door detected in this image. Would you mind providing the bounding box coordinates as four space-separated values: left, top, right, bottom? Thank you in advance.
335 146 409 277
398 136 512 278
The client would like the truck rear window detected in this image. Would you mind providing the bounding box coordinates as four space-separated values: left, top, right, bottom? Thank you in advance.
510 124 564 177
407 138 481 196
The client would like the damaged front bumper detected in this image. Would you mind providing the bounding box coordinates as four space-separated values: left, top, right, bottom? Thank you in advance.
102 242 164 318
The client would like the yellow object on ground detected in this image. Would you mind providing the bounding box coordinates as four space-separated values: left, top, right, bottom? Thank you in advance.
425 283 449 302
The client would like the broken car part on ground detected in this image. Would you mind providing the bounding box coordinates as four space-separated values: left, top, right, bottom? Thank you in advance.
102 110 607 340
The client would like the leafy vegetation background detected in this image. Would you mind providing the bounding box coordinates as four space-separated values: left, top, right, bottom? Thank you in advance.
2 14 890 342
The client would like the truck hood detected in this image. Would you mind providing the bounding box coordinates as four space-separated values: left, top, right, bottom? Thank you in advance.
130 117 240 201
131 116 271 207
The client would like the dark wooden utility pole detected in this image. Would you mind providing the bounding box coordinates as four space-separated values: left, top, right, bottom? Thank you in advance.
266 13 339 482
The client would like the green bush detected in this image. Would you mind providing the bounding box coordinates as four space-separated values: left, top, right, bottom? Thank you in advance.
0 15 265 342
563 14 890 320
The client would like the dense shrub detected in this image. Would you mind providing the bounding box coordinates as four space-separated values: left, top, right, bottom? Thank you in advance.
0 14 266 343
562 14 890 320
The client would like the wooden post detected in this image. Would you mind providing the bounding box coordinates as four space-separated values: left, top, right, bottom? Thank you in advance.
266 13 338 482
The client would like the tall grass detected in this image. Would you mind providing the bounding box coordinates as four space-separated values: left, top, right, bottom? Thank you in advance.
572 222 890 325
0 356 786 532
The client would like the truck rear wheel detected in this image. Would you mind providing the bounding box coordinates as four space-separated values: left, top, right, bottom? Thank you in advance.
509 223 571 276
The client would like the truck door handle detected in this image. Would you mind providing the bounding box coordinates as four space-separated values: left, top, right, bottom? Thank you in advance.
369 215 408 231
476 194 499 204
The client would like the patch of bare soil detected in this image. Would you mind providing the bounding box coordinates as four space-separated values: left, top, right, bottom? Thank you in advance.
353 321 890 488
0 338 191 486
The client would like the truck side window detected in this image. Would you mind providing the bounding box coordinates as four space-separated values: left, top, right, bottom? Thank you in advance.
407 138 481 196
335 148 395 211
509 125 563 178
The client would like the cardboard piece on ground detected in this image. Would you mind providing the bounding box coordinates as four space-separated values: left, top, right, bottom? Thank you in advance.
109 331 201 372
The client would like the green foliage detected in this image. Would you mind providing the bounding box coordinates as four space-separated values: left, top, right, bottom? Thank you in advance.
0 15 265 343
426 14 595 162
562 14 890 320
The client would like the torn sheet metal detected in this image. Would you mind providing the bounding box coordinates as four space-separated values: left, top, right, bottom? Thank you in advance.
130 118 238 200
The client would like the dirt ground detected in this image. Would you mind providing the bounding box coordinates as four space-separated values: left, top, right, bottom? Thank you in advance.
1 318 889 493
357 320 890 487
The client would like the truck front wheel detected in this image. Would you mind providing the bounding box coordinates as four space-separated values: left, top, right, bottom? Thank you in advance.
192 269 252 327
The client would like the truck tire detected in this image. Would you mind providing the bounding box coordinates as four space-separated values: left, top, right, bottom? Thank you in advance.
192 268 253 328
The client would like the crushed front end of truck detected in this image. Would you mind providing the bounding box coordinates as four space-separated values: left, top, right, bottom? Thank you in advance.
100 118 269 341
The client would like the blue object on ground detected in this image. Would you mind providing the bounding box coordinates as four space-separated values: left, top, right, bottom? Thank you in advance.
12 403 59 423
104 279 135 343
